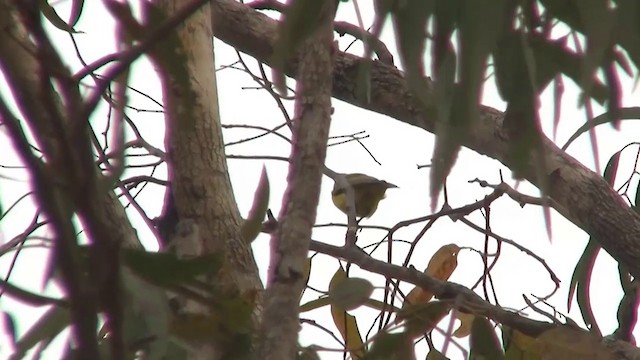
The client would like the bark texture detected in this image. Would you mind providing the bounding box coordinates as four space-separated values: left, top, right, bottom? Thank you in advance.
210 0 640 277
152 0 262 357
257 1 336 358
154 0 261 292
0 2 142 357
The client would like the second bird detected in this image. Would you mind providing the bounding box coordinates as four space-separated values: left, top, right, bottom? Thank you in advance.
331 173 398 219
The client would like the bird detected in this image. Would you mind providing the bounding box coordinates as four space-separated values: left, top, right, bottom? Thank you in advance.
331 173 398 220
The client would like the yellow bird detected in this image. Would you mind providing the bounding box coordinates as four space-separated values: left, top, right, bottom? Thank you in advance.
331 173 398 219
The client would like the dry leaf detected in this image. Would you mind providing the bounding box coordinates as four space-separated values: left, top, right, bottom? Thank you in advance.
403 244 460 307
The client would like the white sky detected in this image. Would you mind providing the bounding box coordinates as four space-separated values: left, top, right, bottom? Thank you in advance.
0 1 639 359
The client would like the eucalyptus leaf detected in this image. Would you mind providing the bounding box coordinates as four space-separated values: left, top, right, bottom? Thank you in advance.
241 166 270 243
470 316 505 359
328 277 374 310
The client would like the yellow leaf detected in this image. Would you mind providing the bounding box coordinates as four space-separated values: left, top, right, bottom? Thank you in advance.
453 311 474 338
511 329 538 352
298 257 312 303
329 267 365 359
403 244 460 307
331 306 366 359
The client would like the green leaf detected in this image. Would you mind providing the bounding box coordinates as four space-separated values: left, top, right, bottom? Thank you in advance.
364 331 414 360
329 267 365 359
577 0 615 101
567 237 601 337
241 166 270 243
565 151 618 336
121 266 170 359
392 0 434 110
300 297 332 312
10 306 70 360
470 316 505 360
328 277 374 310
271 0 330 94
68 0 85 27
399 300 451 338
299 257 312 303
603 151 621 186
528 35 609 104
494 30 547 185
39 0 78 33
612 0 640 71
633 177 640 214
301 296 401 313
561 107 640 150
121 248 222 288
362 298 401 313
426 349 450 359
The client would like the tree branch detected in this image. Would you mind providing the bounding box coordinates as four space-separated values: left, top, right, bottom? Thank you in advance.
308 239 555 338
257 1 336 358
210 0 640 278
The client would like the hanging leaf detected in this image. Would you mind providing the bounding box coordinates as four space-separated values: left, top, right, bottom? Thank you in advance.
329 267 365 359
633 176 640 214
577 0 615 102
10 306 70 360
271 0 331 94
561 107 640 150
431 0 506 203
399 300 451 338
426 349 450 360
68 0 85 27
362 298 401 313
301 297 400 314
391 0 434 110
329 277 374 311
566 150 618 336
527 34 609 104
299 257 312 303
121 248 223 288
614 0 640 71
567 238 601 336
364 331 414 360
241 166 270 243
469 316 504 359
39 0 79 33
402 244 460 308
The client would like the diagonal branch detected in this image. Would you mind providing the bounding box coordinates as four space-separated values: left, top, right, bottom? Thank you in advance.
210 0 640 278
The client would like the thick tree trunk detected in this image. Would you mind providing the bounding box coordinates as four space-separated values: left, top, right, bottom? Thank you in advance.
151 0 262 357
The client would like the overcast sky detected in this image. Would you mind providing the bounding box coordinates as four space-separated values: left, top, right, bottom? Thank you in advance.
0 1 639 359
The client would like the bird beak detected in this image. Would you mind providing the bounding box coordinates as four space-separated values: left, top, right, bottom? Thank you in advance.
385 182 398 189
